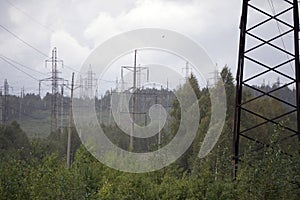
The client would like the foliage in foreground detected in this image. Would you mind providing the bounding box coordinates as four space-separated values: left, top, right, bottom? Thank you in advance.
0 67 300 199
0 143 299 200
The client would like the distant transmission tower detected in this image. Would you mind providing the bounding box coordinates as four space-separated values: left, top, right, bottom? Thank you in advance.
0 79 12 125
79 65 98 99
233 0 300 178
182 61 192 80
86 65 98 98
208 64 220 87
3 79 9 125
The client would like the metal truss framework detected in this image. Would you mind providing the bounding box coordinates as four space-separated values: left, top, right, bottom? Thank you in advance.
233 0 300 178
40 47 64 132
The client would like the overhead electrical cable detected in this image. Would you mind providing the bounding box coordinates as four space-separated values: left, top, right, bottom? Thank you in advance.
0 24 49 58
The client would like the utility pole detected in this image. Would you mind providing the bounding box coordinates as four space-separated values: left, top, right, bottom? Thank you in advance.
79 75 83 97
19 87 24 121
130 49 137 150
67 72 74 168
60 85 64 133
0 89 2 125
38 81 41 97
120 50 149 150
156 92 162 147
109 88 112 125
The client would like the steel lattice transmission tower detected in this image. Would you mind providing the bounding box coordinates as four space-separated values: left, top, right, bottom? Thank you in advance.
40 47 64 132
233 0 300 178
1 79 10 125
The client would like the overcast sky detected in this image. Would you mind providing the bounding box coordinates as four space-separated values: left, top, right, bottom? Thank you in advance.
2 0 292 96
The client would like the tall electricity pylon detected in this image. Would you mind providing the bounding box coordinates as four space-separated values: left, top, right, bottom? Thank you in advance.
233 0 300 178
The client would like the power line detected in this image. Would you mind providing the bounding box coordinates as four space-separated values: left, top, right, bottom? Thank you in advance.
0 24 49 58
0 24 115 84
0 54 48 76
98 78 115 83
4 0 54 33
0 56 52 91
0 56 40 81
267 0 295 74
0 24 116 85
64 64 116 83
64 64 82 74
0 24 85 76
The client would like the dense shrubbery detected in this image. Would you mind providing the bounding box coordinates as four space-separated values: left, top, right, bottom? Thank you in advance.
0 67 299 199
